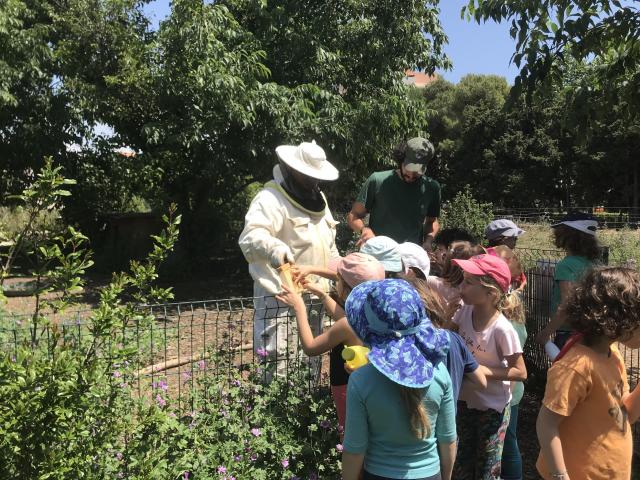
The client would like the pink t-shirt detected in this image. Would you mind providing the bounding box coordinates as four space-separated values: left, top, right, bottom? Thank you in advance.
426 276 460 305
453 304 522 412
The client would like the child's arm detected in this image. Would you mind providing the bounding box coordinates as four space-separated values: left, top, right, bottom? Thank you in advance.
623 386 640 424
276 285 359 356
483 353 527 381
292 264 338 283
464 365 488 389
341 452 365 480
438 441 456 480
303 281 343 320
537 282 573 344
536 406 570 480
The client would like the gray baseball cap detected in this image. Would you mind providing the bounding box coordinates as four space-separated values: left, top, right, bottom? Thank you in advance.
484 219 525 240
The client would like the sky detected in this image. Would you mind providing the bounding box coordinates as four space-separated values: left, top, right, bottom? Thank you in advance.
142 0 521 85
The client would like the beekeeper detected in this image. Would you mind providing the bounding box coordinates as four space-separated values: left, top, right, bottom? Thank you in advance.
238 140 340 379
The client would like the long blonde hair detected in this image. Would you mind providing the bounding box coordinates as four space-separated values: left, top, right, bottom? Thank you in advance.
478 275 525 324
398 385 431 439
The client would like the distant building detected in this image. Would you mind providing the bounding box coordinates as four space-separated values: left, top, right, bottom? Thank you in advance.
403 70 438 88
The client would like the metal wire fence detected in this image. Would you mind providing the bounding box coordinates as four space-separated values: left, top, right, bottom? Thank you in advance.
1 248 639 445
493 206 640 229
0 296 328 412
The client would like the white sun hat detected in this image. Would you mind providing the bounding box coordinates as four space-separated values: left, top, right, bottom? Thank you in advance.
275 141 339 181
397 242 431 278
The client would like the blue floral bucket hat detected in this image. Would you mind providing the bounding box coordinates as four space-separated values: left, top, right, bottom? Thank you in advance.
345 279 450 388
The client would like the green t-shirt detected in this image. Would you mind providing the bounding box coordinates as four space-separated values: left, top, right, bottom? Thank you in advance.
356 170 441 244
551 255 594 330
510 321 528 405
343 362 456 478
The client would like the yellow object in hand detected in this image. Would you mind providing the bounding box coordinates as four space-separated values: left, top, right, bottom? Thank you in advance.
341 345 370 370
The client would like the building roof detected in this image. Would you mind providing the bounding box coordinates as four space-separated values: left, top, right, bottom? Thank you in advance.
403 70 438 88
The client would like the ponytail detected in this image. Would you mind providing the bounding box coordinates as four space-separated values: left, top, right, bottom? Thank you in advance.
500 291 526 324
479 276 525 324
398 385 431 440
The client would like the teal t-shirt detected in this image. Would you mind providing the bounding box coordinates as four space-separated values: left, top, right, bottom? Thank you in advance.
343 362 456 479
356 170 441 244
510 321 528 405
551 255 594 330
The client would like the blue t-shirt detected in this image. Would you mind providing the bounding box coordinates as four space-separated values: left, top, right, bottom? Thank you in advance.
343 362 457 479
445 331 479 405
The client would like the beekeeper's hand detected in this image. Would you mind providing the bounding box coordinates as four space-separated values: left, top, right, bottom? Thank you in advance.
270 245 295 269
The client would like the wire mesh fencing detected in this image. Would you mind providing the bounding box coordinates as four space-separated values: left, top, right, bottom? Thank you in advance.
0 295 330 412
1 247 639 446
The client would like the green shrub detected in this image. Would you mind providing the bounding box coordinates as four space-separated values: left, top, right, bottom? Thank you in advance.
440 186 494 242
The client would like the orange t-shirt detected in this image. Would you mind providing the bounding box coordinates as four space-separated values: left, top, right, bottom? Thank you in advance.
536 343 632 480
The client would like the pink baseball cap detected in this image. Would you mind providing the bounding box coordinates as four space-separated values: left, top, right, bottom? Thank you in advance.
452 254 511 293
330 252 385 288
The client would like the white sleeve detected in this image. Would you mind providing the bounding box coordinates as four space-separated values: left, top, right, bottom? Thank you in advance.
238 190 289 264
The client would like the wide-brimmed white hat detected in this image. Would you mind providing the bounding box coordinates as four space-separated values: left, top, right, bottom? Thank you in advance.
275 141 339 181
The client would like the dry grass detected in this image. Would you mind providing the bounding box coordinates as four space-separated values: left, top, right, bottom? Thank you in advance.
517 222 640 266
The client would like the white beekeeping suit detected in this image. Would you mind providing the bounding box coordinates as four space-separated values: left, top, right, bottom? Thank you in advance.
238 141 340 380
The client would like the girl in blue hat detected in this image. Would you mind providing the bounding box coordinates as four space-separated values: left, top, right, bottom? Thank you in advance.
341 279 456 480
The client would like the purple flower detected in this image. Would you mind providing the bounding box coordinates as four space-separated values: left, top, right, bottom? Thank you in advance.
198 360 206 370
250 427 261 437
319 419 330 429
234 455 242 462
159 379 168 391
337 425 344 433
113 370 122 378
183 472 190 480
182 372 192 381
217 465 227 474
115 451 123 461
232 379 241 387
155 394 166 408
281 459 289 469
336 443 344 452
255 347 268 358
250 453 258 462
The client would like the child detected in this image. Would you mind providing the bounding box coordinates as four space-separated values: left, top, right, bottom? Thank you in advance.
484 219 525 250
488 245 527 293
407 276 487 406
430 228 478 277
426 241 483 307
360 235 404 277
536 267 640 480
276 252 385 431
450 254 527 480
485 248 528 480
341 279 457 480
536 212 600 348
397 241 431 280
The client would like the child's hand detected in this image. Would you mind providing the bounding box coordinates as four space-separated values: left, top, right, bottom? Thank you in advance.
291 265 315 283
302 280 326 299
276 284 305 308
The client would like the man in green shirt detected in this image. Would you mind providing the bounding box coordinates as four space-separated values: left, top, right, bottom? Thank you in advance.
347 137 441 248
